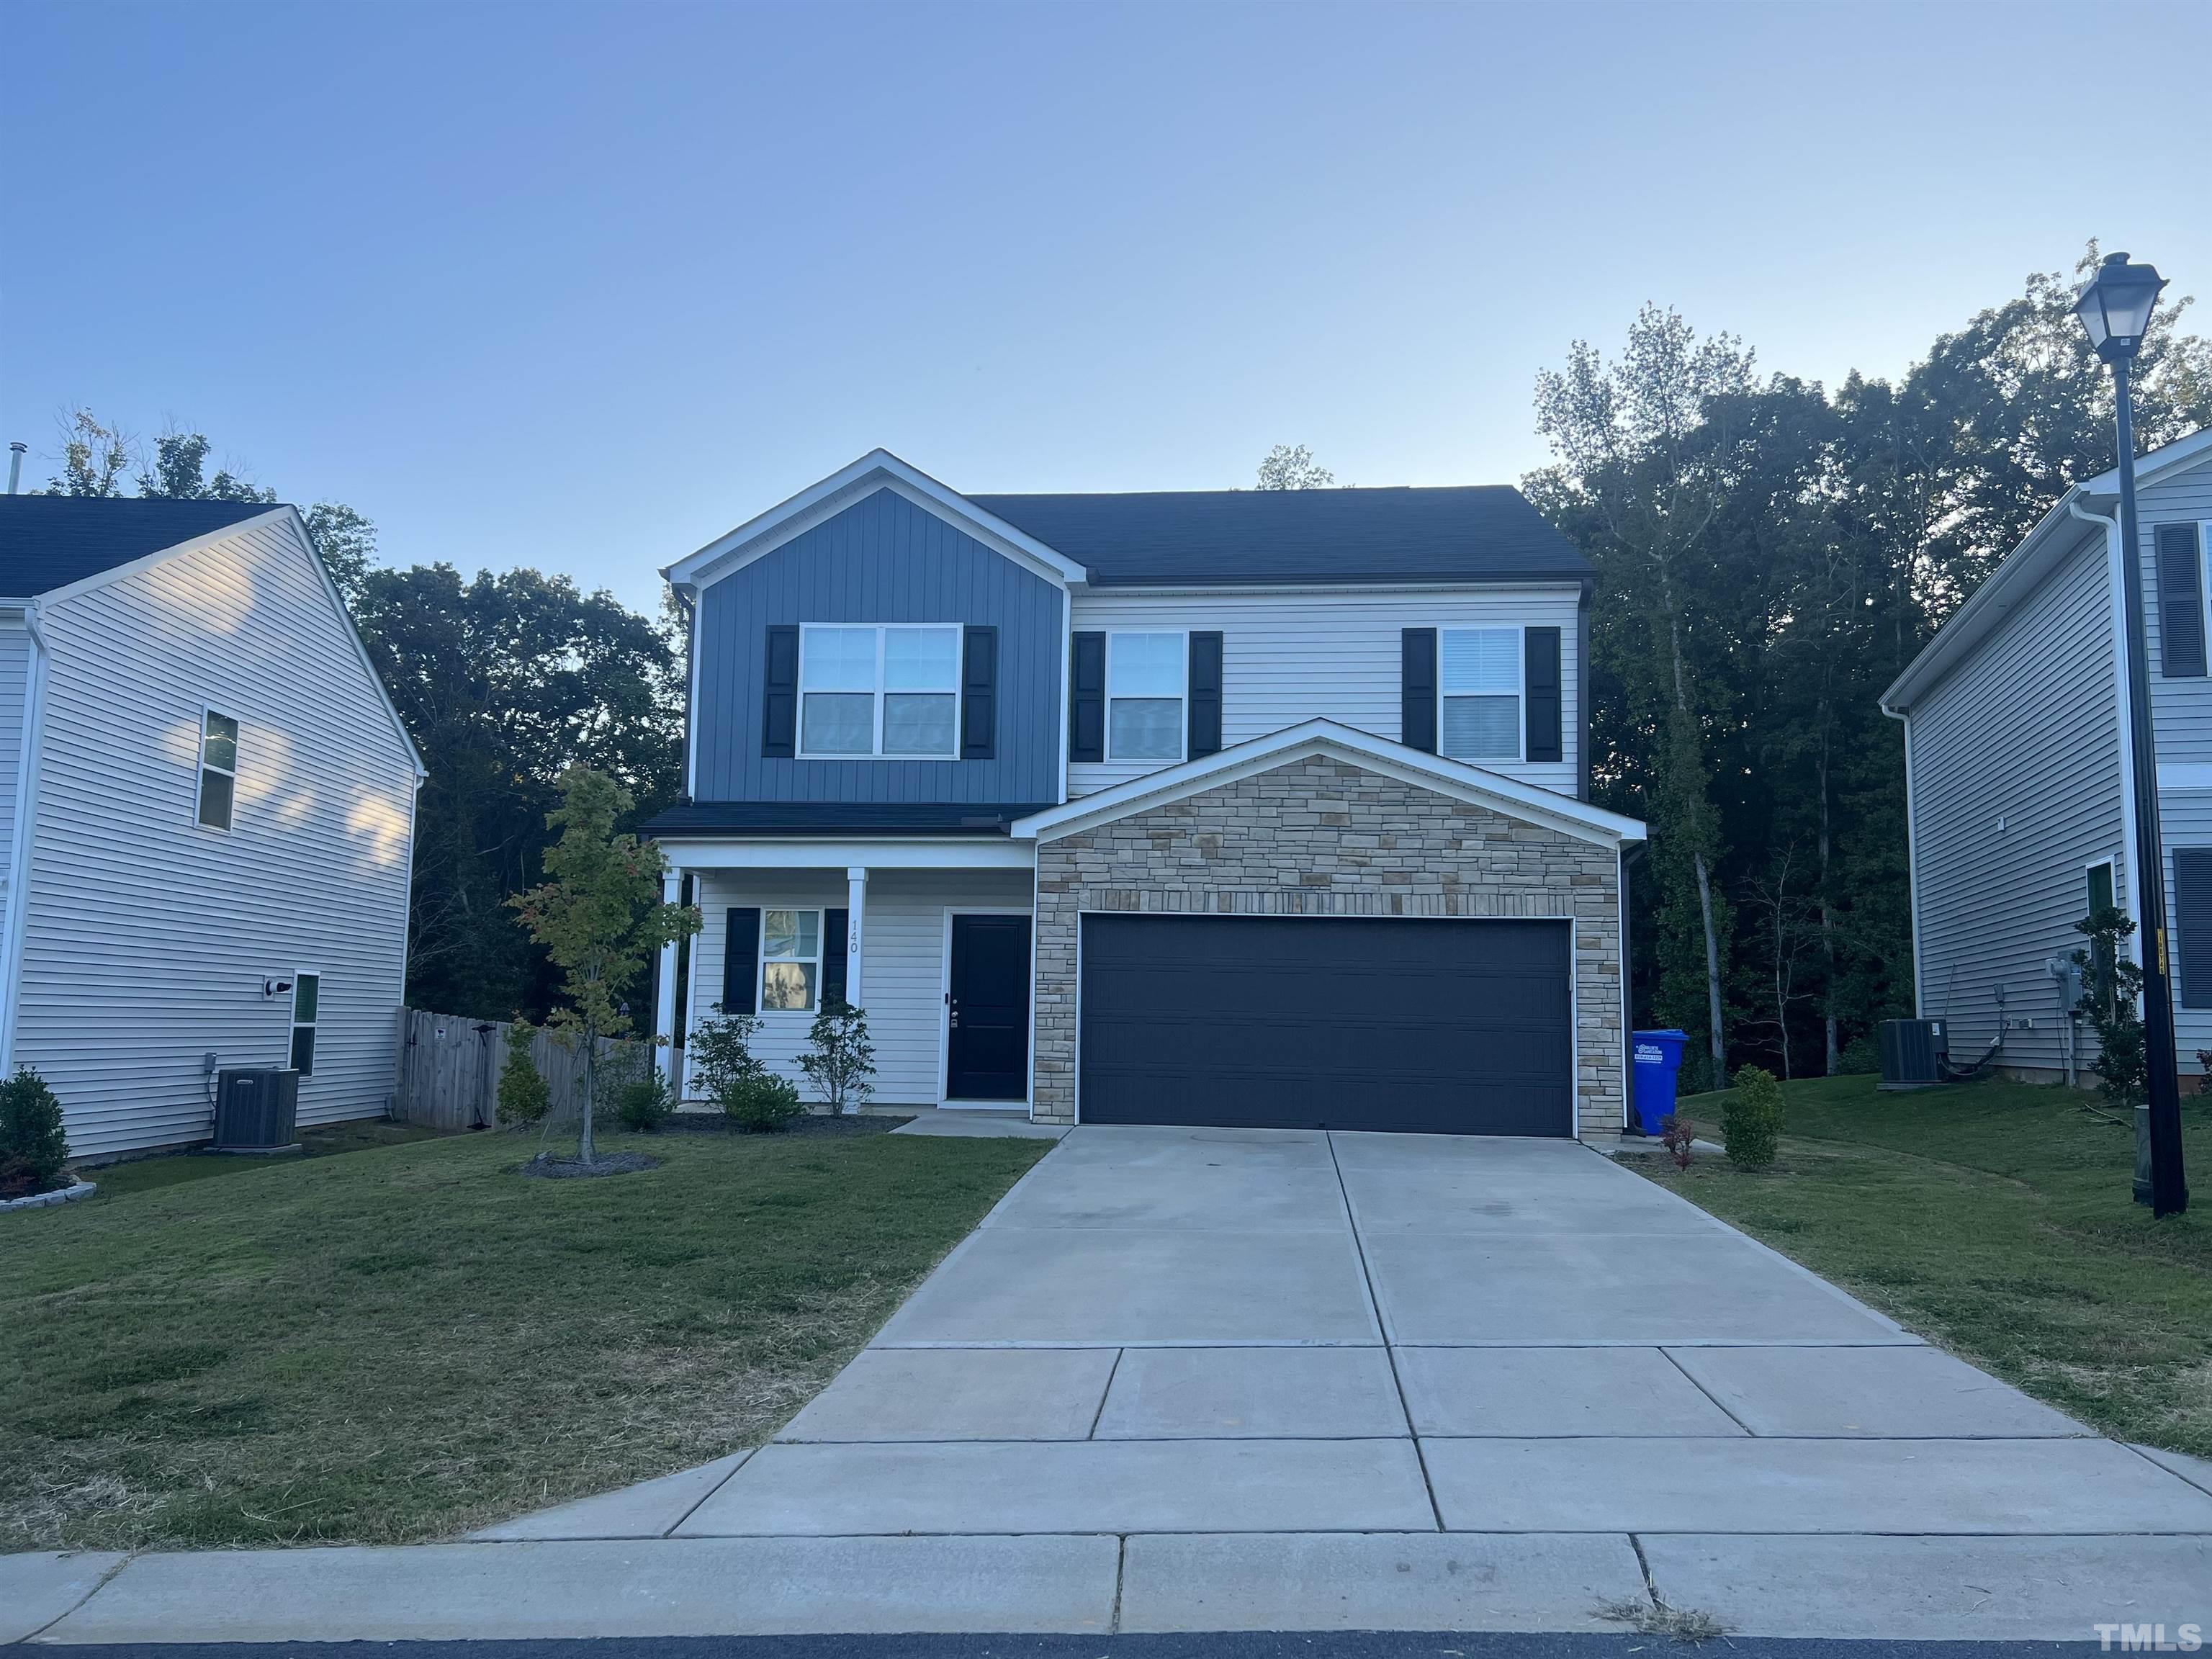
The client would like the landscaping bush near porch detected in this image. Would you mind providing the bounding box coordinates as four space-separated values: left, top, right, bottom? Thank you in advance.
0 1125 1048 1552
1636 1075 2212 1459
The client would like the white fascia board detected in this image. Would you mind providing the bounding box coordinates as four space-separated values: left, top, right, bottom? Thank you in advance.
33 507 426 781
1072 580 1589 599
1012 719 1646 850
649 836 1035 871
1879 489 2096 716
661 449 1088 594
2080 426 2212 496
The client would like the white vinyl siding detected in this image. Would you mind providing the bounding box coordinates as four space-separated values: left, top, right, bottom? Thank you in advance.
0 624 32 948
2163 791 2212 1069
1067 585 1582 798
2139 460 2212 766
1905 526 2126 1076
9 518 418 1158
685 868 1032 1107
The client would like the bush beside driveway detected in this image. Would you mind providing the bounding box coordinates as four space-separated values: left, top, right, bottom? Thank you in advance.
0 1121 1049 1552
1636 1074 2212 1460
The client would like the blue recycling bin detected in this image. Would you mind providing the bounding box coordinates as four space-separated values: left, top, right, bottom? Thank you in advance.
1632 1029 1689 1135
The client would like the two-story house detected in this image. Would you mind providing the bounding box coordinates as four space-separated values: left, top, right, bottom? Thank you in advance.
1881 426 2212 1084
646 451 1646 1138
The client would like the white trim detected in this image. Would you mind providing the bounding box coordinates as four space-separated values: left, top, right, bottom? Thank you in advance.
796 623 963 761
1895 709 1927 1017
662 450 1088 593
2084 498 2144 952
844 866 868 1007
758 904 826 1016
649 837 1035 872
1012 719 1646 849
1105 628 1189 765
1056 585 1071 806
655 869 683 1085
289 968 321 1078
0 604 50 1075
684 594 702 799
937 905 1035 1109
194 703 239 833
1437 624 1527 766
2080 426 2212 497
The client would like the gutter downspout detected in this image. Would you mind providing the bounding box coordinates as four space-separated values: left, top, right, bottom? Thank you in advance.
0 601 50 1075
1879 698 1926 1018
2069 493 2141 955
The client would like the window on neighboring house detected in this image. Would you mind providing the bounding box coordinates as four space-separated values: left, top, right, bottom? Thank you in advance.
290 972 320 1076
799 625 961 757
1107 632 1185 761
1439 629 1522 762
760 908 822 1011
197 711 239 830
2085 860 2118 1015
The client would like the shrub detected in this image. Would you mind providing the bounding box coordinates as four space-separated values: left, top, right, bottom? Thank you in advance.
1723 1066 1784 1170
1659 1113 1696 1170
1833 1033 1879 1076
725 1070 806 1133
801 997 876 1115
613 1061 674 1132
0 1067 70 1197
496 1022 552 1125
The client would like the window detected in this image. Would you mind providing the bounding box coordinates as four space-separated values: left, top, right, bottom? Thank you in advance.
2085 860 2117 1015
798 625 960 758
760 908 822 1011
1439 629 1522 761
1107 632 1185 761
197 711 238 830
290 972 319 1076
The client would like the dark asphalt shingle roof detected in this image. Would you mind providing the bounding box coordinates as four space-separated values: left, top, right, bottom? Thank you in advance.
641 801 1053 838
0 496 286 598
967 485 1588 588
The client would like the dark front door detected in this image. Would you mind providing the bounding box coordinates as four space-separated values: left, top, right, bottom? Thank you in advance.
1079 913 1573 1136
948 914 1032 1101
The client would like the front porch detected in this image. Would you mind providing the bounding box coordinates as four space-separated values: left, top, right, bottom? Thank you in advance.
652 841 1038 1115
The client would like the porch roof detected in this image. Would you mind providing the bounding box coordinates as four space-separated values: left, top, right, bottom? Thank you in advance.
641 800 1053 837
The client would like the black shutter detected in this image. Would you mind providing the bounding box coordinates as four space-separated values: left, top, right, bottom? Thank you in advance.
1070 631 1106 763
2177 848 2212 1011
1187 631 1223 757
2157 523 2207 678
1524 626 1563 763
722 907 760 1014
961 626 997 760
762 626 799 757
1401 628 1437 752
823 907 849 1007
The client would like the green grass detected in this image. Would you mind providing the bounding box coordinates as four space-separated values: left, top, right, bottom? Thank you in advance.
1 1122 1049 1552
1637 1074 2212 1457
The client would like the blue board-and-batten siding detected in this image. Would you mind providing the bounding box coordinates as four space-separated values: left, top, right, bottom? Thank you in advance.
691 489 1064 804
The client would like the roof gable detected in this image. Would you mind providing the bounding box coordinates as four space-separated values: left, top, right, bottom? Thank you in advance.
0 497 286 599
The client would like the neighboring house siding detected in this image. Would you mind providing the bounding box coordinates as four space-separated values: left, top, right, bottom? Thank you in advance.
685 868 1033 1106
0 623 30 945
2139 457 2212 767
690 490 1064 804
1907 527 2124 1073
1065 585 1583 799
12 520 418 1159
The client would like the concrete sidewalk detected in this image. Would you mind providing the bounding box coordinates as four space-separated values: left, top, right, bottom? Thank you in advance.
10 1125 2212 1642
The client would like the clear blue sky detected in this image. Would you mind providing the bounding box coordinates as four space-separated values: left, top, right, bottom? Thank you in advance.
5 1 2207 613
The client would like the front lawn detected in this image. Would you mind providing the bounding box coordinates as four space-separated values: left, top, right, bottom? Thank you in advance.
1637 1075 2212 1457
1 1120 1049 1552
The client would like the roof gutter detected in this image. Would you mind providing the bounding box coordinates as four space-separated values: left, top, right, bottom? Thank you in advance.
0 601 49 1074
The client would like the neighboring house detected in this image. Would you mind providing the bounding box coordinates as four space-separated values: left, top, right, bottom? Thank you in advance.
0 497 426 1159
1881 426 2212 1083
647 450 1645 1139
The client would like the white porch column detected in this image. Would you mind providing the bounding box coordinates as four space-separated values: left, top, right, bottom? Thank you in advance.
845 866 868 1007
655 869 683 1087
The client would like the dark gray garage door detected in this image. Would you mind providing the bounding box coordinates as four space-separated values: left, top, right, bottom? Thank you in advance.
1079 913 1573 1136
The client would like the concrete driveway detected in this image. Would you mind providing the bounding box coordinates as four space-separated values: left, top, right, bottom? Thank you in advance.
25 1124 2212 1642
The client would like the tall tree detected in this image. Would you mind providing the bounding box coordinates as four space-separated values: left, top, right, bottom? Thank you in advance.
42 409 133 497
1255 444 1336 490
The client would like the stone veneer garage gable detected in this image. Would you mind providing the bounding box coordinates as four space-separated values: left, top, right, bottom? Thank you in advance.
1030 753 1625 1138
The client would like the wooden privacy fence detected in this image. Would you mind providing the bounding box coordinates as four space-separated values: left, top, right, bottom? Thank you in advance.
393 1007 649 1130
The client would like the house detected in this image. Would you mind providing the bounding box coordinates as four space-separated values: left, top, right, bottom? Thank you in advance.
646 450 1645 1138
1880 426 2212 1083
0 497 425 1159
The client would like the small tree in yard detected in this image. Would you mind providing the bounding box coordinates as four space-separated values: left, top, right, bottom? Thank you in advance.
0 1066 71 1197
800 996 875 1115
1723 1066 1784 1171
497 1021 551 1125
2072 906 2146 1112
508 766 698 1165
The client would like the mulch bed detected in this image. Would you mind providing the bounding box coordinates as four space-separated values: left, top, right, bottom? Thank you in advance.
520 1151 664 1179
657 1112 911 1139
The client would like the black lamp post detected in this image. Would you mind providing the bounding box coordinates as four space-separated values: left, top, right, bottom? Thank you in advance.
2073 251 2189 1219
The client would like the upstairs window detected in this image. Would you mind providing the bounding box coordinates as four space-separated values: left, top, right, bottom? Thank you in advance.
1439 629 1522 762
1107 631 1185 762
760 908 822 1011
799 625 960 758
198 711 239 830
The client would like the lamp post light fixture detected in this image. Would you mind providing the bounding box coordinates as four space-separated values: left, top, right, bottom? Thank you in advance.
2073 251 2188 1219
